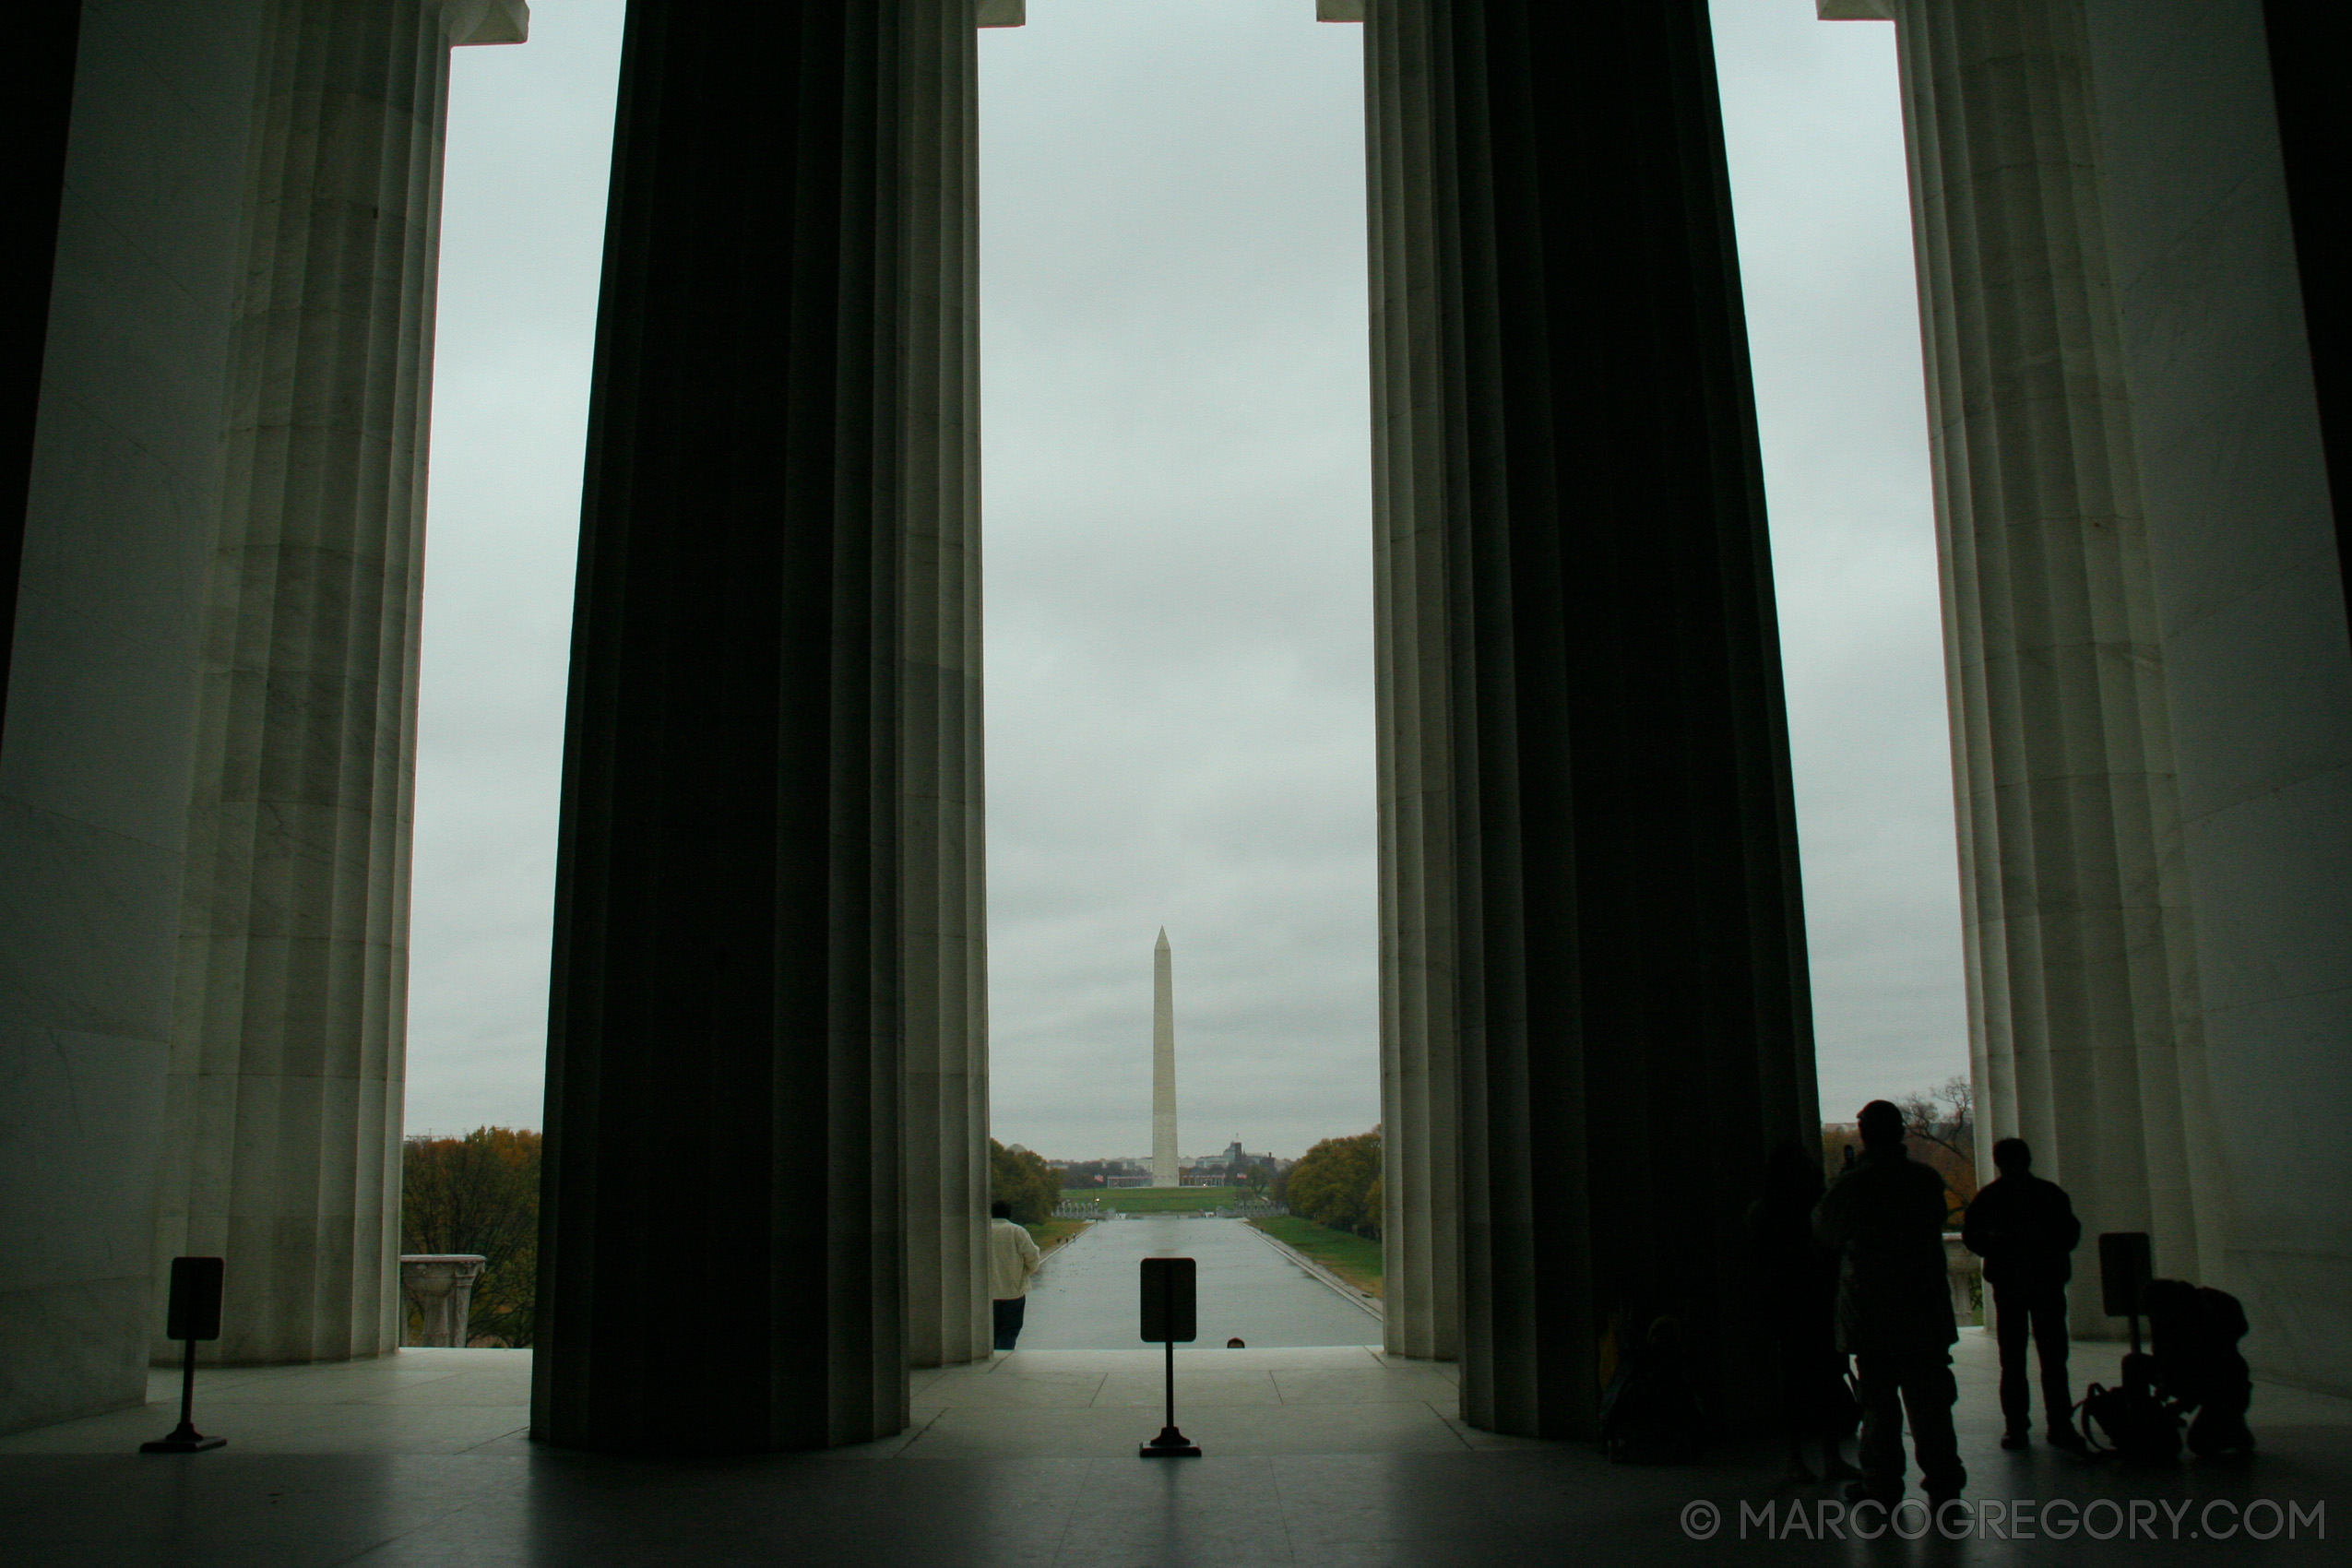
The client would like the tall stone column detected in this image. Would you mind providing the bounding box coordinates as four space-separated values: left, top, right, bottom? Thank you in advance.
534 0 983 1452
1822 0 2225 1319
1365 0 1459 1365
899 0 991 1373
1363 0 1819 1438
149 0 526 1366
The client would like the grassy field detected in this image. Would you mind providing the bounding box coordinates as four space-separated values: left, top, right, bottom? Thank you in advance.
1057 1186 1246 1214
1028 1218 1090 1255
1249 1217 1384 1298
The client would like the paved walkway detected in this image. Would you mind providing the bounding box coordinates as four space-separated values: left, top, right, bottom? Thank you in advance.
1018 1217 1379 1350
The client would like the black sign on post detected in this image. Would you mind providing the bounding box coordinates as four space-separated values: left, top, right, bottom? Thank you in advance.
1139 1256 1201 1457
142 1257 227 1454
2098 1231 2156 1356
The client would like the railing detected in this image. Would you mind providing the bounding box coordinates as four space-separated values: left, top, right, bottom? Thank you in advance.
1942 1232 1984 1327
399 1254 487 1347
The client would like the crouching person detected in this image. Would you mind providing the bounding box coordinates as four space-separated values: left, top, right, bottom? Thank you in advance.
2146 1279 2255 1458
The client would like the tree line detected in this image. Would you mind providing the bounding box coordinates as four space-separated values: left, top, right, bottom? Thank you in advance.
401 1126 540 1347
990 1138 1061 1226
1282 1126 1382 1239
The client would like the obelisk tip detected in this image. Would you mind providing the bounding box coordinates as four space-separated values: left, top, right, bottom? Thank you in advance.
1156 927 1169 949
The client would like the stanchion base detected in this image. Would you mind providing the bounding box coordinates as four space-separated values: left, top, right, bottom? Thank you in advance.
141 1426 226 1454
1140 1426 1201 1458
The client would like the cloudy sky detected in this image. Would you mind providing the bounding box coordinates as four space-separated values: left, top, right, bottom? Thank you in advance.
409 1 1965 1156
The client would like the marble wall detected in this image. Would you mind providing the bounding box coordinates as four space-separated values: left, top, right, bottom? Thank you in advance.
0 0 266 1434
2078 0 2352 1396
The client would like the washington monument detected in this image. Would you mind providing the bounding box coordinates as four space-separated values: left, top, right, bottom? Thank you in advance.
1152 929 1179 1187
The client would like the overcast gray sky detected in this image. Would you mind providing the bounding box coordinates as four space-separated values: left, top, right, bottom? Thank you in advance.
410 1 1964 1156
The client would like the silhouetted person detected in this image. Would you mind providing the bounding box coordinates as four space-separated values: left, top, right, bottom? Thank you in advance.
1748 1143 1860 1484
2144 1278 2255 1457
1961 1137 2085 1450
1814 1100 1965 1508
988 1200 1042 1352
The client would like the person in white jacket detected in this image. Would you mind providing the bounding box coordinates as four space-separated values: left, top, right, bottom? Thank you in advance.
989 1200 1044 1351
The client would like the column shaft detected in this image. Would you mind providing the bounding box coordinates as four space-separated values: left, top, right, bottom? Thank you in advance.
1365 0 1819 1437
1366 0 1459 1363
150 0 481 1365
1877 0 2222 1313
900 0 990 1372
535 0 979 1452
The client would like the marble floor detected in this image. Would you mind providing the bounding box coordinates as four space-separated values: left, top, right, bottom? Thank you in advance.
1 1334 2345 1564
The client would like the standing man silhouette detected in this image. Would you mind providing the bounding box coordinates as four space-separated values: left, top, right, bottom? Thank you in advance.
1814 1100 1965 1509
988 1200 1042 1352
1963 1137 2086 1449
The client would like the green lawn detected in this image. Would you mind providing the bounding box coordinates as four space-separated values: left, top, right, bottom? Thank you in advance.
1249 1217 1384 1298
1028 1218 1090 1255
1057 1185 1246 1214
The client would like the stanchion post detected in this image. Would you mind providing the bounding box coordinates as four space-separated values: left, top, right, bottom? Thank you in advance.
141 1256 227 1454
1138 1256 1200 1457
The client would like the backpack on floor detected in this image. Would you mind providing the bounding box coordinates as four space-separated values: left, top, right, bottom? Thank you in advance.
2080 1378 2182 1465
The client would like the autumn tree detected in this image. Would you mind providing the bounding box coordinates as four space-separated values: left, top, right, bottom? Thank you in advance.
1900 1075 1978 1225
401 1126 540 1346
989 1139 1061 1226
1286 1127 1382 1239
1819 1078 1977 1227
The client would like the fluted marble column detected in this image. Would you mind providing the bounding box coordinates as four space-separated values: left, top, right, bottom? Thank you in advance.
899 0 991 1373
149 0 526 1366
1823 0 2225 1322
1363 0 1818 1438
535 0 983 1452
1365 0 1459 1365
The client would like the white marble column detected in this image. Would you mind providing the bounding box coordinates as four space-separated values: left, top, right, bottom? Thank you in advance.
1360 1 1818 1438
1822 0 2225 1320
537 0 982 1452
901 0 990 1372
1363 0 1459 1364
148 0 525 1365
